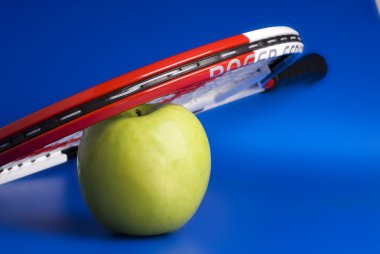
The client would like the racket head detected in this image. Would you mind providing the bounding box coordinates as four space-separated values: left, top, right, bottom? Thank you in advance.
0 26 303 184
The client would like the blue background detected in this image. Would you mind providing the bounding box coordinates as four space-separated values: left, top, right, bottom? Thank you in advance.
1 0 380 253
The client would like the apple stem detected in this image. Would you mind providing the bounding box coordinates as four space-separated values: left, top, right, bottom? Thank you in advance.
136 109 142 117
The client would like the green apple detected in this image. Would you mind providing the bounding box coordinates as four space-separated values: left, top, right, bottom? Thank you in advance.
77 103 211 236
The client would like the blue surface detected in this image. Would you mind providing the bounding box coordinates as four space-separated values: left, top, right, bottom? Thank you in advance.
1 0 380 253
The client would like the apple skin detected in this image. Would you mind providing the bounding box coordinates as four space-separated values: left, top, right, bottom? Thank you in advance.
77 104 211 236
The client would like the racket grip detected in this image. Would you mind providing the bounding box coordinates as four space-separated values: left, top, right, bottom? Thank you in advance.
275 53 328 86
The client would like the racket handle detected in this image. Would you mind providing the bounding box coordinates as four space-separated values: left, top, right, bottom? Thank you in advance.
275 53 328 86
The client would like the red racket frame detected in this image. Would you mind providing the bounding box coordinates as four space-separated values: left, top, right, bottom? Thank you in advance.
0 27 302 167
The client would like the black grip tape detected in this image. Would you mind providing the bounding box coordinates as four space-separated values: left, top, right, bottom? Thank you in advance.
276 53 328 86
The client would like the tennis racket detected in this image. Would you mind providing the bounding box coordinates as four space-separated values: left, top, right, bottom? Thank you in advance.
0 26 326 185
